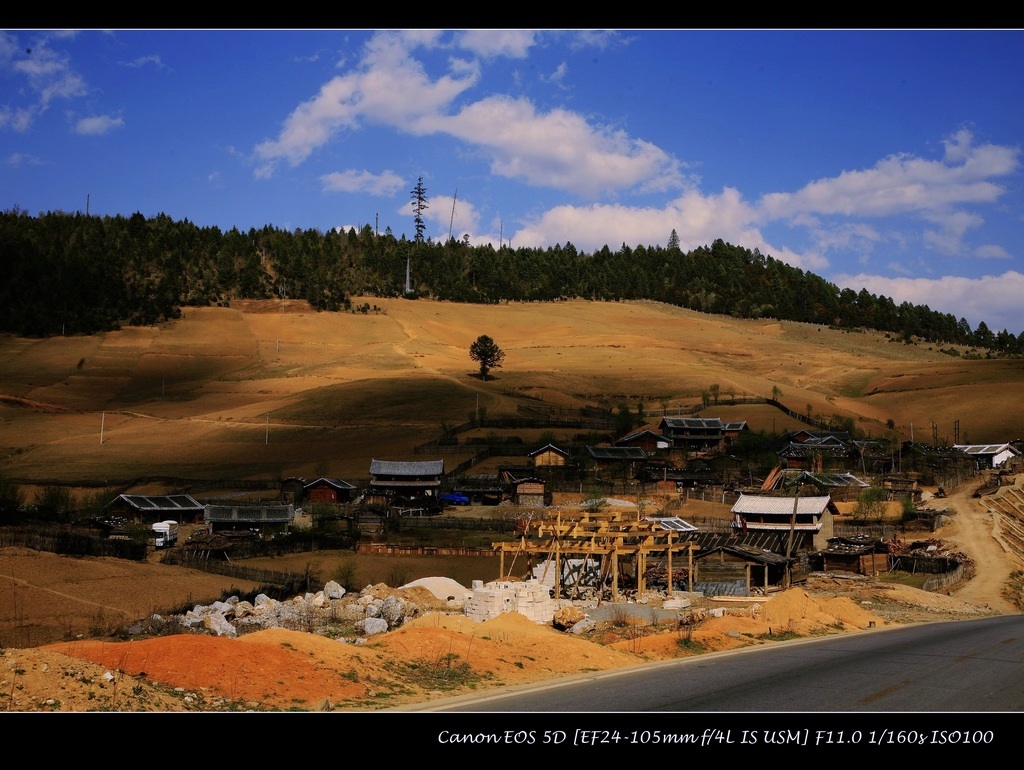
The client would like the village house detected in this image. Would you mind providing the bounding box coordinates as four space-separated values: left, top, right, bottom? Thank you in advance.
614 426 672 452
106 493 205 524
302 477 357 505
512 477 547 507
203 503 295 538
529 443 570 468
658 417 748 455
693 544 796 594
730 493 838 551
777 435 855 470
366 458 445 506
953 443 1021 470
762 468 870 502
586 445 648 480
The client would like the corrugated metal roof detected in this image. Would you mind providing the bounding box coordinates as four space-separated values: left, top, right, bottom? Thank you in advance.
954 444 1017 455
646 516 698 532
369 459 444 476
783 471 869 488
204 504 295 523
113 494 203 511
661 417 725 429
731 493 832 515
696 544 793 565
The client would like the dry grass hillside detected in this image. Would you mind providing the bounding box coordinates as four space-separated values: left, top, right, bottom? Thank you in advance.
1 297 1020 487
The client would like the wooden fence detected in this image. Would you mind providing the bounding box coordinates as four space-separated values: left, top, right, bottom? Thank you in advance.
161 550 308 588
0 525 148 560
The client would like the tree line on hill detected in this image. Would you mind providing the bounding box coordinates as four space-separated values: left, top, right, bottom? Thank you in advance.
1 207 1019 355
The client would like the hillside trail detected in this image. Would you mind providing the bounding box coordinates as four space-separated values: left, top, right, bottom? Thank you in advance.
388 308 496 397
928 476 1019 613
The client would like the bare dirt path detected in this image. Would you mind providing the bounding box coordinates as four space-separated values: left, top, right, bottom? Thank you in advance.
929 477 1019 613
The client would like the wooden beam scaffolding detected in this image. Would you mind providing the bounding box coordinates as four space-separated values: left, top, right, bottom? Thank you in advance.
494 512 700 602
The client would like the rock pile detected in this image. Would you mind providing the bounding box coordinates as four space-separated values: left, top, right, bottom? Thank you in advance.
130 580 451 642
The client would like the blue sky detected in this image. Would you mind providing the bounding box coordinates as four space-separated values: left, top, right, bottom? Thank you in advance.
3 28 1024 334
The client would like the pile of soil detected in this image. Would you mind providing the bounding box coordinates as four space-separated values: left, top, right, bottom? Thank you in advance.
1 578 1000 713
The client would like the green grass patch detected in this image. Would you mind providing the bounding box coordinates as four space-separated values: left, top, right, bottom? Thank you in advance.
676 638 708 653
393 653 493 691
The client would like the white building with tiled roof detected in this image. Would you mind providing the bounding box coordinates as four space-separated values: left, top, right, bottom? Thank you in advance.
730 493 837 551
953 443 1020 469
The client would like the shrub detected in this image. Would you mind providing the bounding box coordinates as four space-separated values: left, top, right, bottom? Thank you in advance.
332 558 360 592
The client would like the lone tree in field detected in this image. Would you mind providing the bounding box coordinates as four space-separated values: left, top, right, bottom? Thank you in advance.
469 335 505 380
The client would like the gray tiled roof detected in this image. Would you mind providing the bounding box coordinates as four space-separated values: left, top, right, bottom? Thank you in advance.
369 459 444 476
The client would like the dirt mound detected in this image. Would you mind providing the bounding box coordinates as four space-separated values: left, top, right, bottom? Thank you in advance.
3 583 937 712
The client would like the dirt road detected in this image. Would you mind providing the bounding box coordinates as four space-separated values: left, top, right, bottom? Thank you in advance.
928 476 1018 613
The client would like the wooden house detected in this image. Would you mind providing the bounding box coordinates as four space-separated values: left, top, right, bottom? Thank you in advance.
615 427 672 452
203 503 295 537
694 545 795 594
366 458 444 506
513 477 547 507
813 536 889 576
788 429 853 444
764 469 870 502
106 493 204 524
303 477 356 505
529 443 570 468
730 493 838 551
777 436 854 470
658 417 747 454
586 445 648 479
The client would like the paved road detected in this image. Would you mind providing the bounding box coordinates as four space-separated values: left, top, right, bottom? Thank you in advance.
400 615 1024 712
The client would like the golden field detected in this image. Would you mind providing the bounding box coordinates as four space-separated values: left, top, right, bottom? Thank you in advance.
1 297 1021 487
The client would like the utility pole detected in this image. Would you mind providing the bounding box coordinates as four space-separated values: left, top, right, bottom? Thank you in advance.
448 189 457 242
785 486 801 564
99 412 105 444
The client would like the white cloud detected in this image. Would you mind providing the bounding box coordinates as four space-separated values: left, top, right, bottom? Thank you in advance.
835 270 1024 332
0 105 36 132
920 209 984 256
510 186 829 270
74 114 124 135
253 32 478 174
0 31 88 130
456 30 537 58
396 191 482 241
974 244 1011 259
545 61 569 87
759 130 1018 221
6 152 45 166
253 30 680 198
120 54 165 69
431 193 480 239
320 169 405 196
809 223 882 254
429 95 683 196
